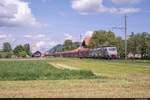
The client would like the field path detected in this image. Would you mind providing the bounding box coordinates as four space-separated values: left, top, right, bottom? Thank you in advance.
49 63 80 70
49 63 101 76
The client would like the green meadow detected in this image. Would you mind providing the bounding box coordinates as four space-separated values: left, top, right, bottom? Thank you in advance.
0 60 99 81
49 58 150 78
0 58 150 98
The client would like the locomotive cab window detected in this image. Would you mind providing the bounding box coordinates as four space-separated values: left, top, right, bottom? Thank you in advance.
108 48 116 51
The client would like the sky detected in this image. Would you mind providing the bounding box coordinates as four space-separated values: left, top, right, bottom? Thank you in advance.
0 0 150 52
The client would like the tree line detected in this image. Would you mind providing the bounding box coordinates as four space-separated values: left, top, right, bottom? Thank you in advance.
1 30 150 59
56 30 150 59
0 43 32 58
88 30 150 59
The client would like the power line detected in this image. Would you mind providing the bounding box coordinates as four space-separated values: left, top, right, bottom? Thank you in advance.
112 15 128 60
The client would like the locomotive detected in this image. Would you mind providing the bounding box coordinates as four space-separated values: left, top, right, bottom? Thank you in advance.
53 46 118 59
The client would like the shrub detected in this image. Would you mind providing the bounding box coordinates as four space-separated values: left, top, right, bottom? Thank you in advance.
0 54 2 58
28 52 32 57
19 51 27 58
5 51 14 58
5 53 11 58
13 45 24 56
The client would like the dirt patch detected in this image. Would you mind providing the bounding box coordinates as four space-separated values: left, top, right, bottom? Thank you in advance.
50 63 80 70
49 63 102 76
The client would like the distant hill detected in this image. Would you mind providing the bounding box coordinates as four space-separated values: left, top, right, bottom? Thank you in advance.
74 42 81 46
49 44 62 53
49 42 81 53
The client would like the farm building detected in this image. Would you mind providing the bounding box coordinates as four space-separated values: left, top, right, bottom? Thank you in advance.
32 51 41 57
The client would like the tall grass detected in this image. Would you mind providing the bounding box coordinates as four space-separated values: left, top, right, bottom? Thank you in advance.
0 61 101 81
49 58 150 77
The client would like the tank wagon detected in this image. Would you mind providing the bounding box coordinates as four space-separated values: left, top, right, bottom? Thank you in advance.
53 46 118 59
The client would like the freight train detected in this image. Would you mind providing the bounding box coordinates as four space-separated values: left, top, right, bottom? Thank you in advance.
53 46 118 59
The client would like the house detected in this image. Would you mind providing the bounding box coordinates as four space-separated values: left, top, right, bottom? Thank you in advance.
32 51 41 57
82 36 91 48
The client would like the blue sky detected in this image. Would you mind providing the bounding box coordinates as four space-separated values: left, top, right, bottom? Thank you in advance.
0 0 150 52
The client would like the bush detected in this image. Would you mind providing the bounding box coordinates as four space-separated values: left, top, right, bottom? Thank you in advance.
4 51 14 58
13 45 24 56
5 54 11 58
19 51 27 58
0 54 2 58
28 52 32 57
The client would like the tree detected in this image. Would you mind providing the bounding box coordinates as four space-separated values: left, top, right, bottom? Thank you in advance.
88 30 116 48
75 43 80 48
128 32 137 57
115 37 125 58
138 32 149 58
61 40 76 51
24 43 31 56
88 30 127 58
107 31 116 46
127 32 150 59
146 34 150 54
3 42 11 52
19 51 27 58
13 45 25 56
88 30 107 48
5 51 14 58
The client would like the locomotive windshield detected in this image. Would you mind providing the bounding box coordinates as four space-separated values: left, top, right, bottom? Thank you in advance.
108 48 116 51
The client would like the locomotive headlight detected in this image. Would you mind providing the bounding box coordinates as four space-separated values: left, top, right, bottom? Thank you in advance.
111 53 115 56
111 52 115 56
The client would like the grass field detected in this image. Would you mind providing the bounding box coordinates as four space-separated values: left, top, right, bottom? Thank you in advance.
49 58 150 79
0 58 150 98
0 60 99 80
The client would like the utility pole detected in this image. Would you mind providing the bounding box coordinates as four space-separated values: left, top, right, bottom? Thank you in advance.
112 14 128 60
80 34 82 47
124 15 127 60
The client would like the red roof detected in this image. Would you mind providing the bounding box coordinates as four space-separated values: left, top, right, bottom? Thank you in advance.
82 36 91 47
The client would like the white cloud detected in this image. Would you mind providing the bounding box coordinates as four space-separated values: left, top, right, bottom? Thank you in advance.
85 31 94 37
49 41 59 47
41 0 51 3
119 8 141 14
0 33 14 49
31 40 60 52
71 0 141 14
36 41 46 48
0 33 59 52
72 0 103 14
24 34 46 39
65 34 73 40
0 0 42 27
31 41 46 52
24 34 61 52
112 0 142 4
0 34 12 39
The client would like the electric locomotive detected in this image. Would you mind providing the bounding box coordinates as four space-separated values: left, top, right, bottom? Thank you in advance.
53 46 118 59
